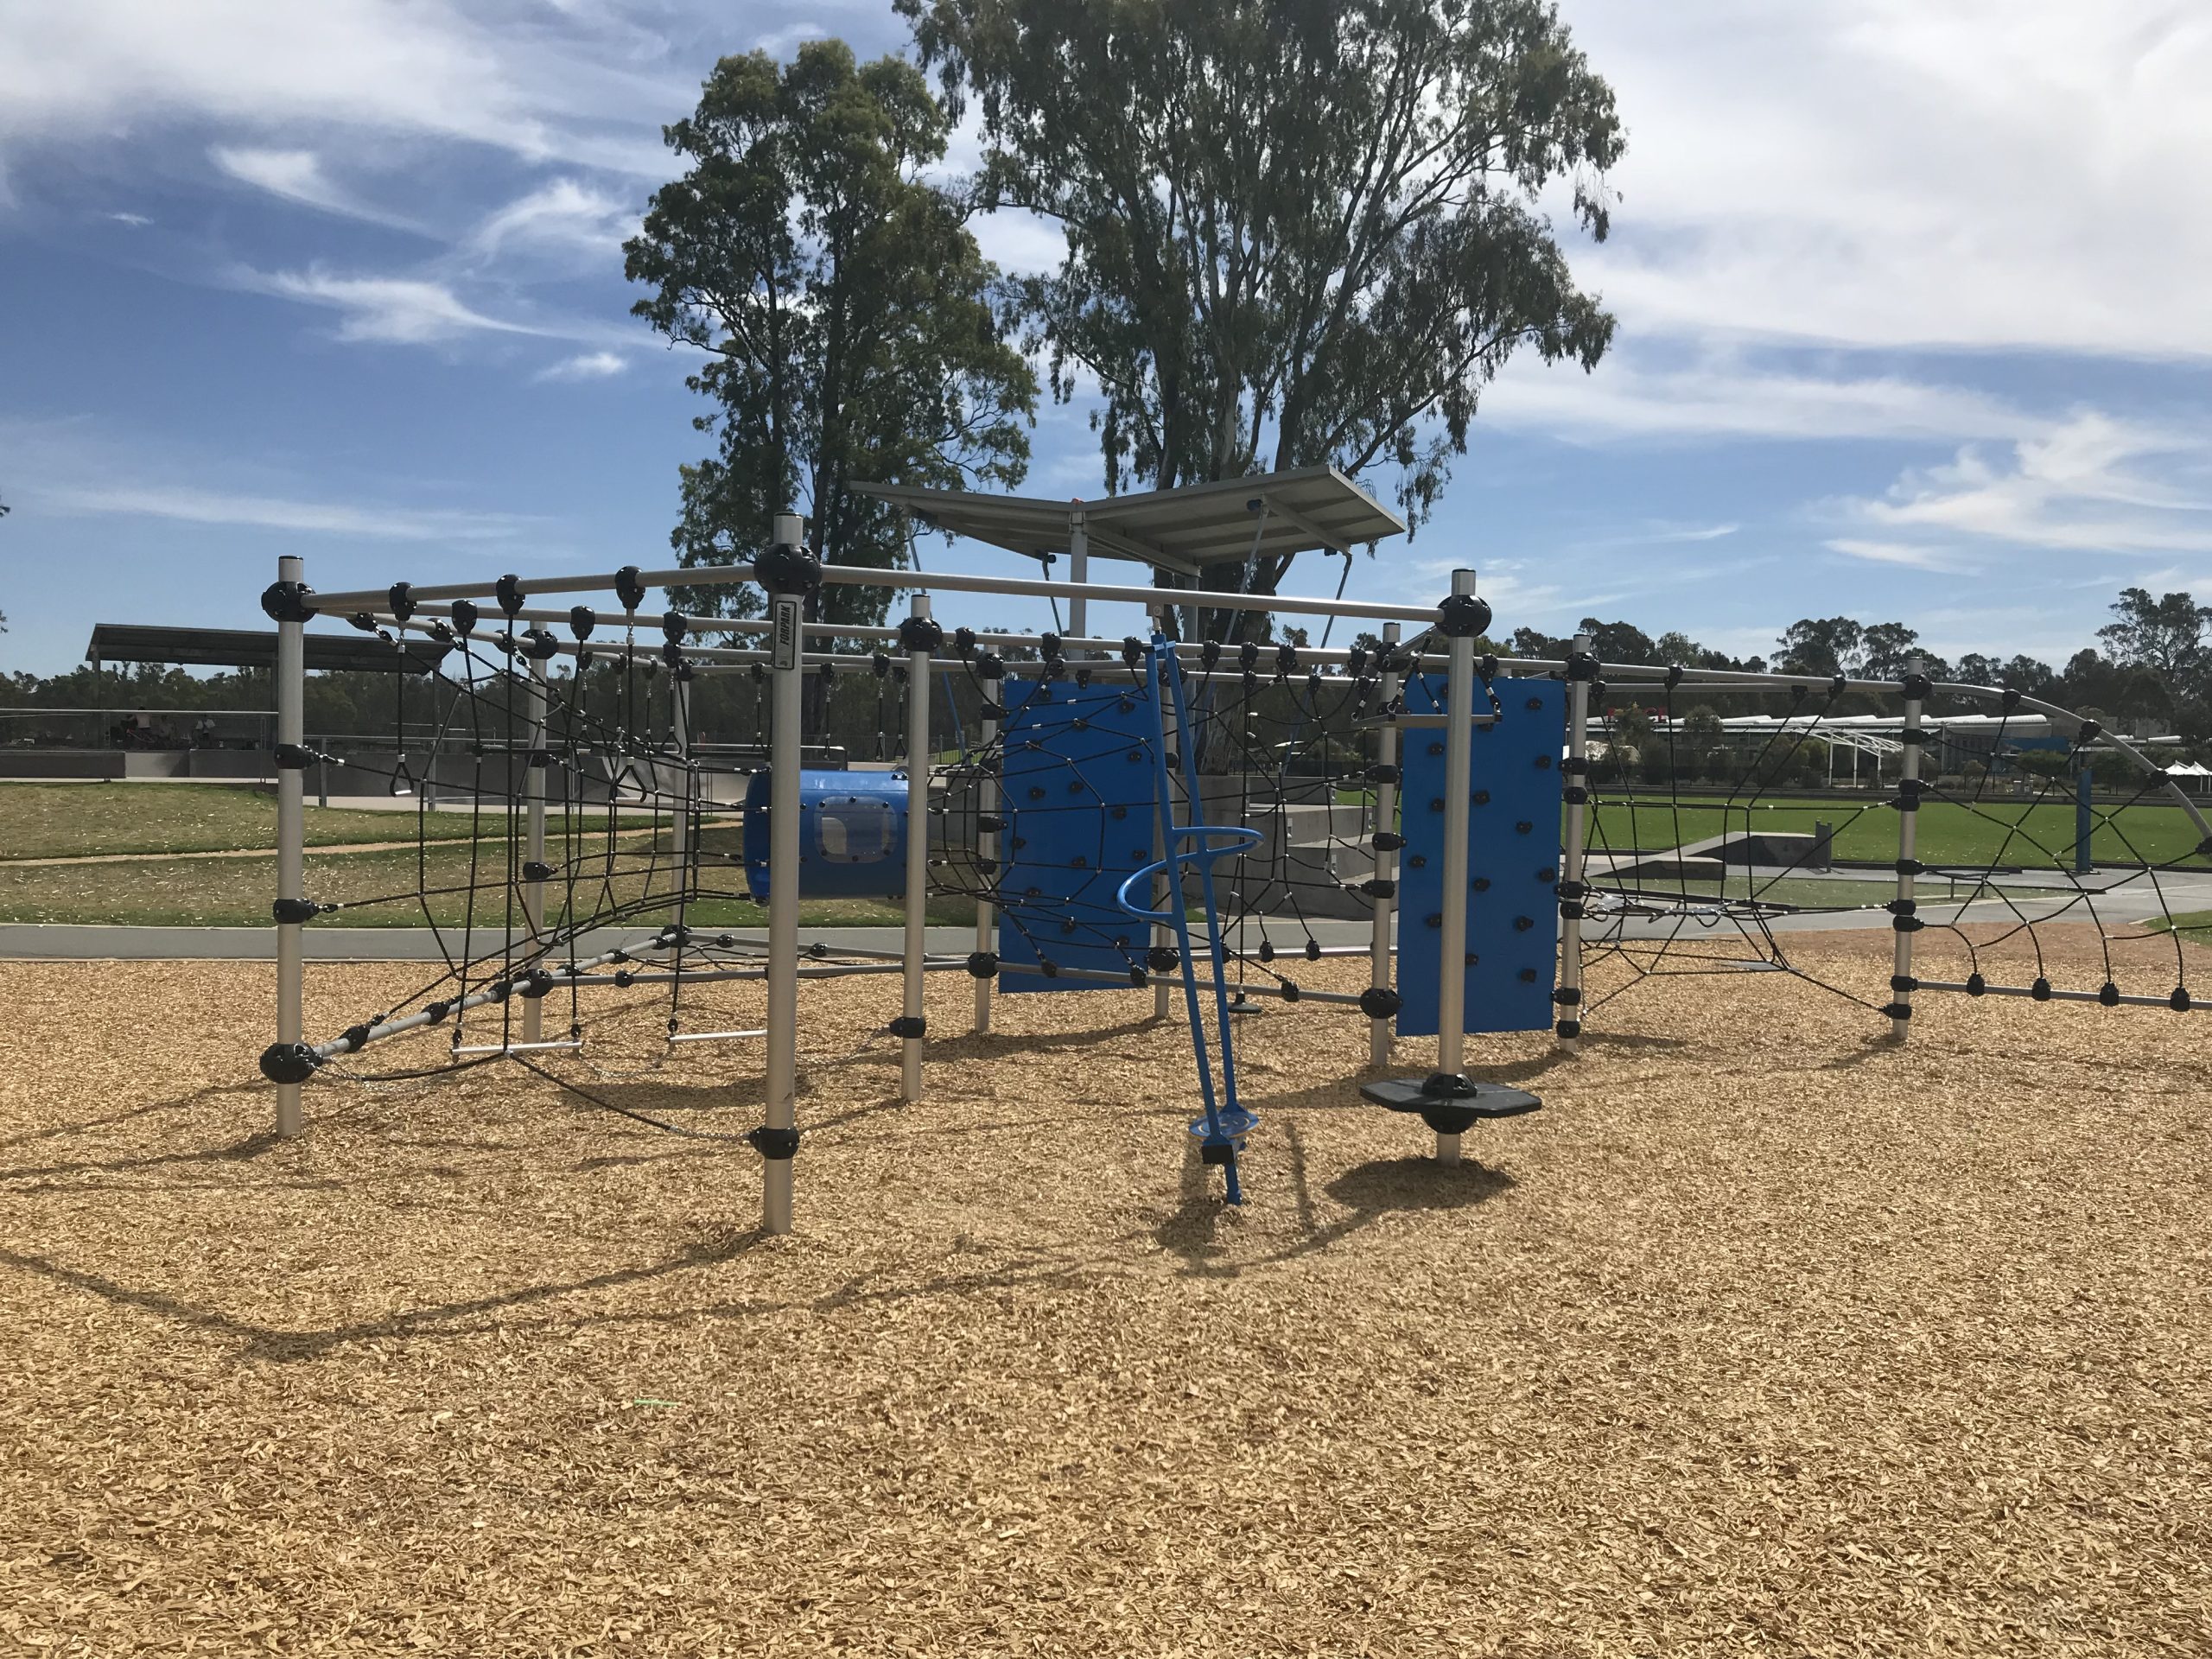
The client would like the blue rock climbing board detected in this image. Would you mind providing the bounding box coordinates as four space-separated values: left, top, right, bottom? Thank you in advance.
995 676 1163 993
1395 674 1565 1036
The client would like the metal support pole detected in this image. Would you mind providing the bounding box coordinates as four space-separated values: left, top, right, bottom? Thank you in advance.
763 513 806 1234
2075 766 2094 874
671 671 693 868
1891 658 1924 1043
522 656 549 1046
1557 632 1592 1053
1434 569 1478 1165
900 594 932 1103
1067 513 1088 648
1151 605 1176 1020
973 699 1000 1036
273 555 307 1139
1367 621 1402 1067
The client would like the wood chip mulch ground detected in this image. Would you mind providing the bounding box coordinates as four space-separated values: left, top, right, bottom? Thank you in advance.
0 925 2207 1656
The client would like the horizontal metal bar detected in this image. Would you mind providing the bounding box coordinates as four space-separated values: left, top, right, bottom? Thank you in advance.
1038 962 1369 1007
313 564 760 614
668 1028 769 1043
1916 980 2187 1009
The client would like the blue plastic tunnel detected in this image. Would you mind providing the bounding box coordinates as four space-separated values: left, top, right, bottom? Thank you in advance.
741 768 913 900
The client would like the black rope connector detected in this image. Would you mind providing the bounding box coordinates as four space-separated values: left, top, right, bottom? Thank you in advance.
1559 902 1586 920
1364 763 1400 785
614 564 647 613
662 611 688 645
1566 651 1601 683
1562 785 1589 805
495 574 525 616
1881 1002 1913 1020
1896 778 1922 812
257 1042 321 1084
2098 982 2120 1007
975 652 1005 683
388 582 416 624
520 969 555 1000
2031 977 2052 1001
2171 987 2191 1012
271 741 323 770
888 1014 927 1039
1891 974 1918 993
1358 986 1402 1020
899 614 944 653
521 627 562 661
1556 1019 1582 1040
449 599 479 638
1552 986 1581 1007
1895 858 1924 876
1275 641 1299 678
747 1126 801 1161
259 580 318 623
271 897 321 925
1891 916 1924 933
338 1023 373 1052
521 860 556 882
1885 898 1917 917
754 540 822 596
569 605 596 640
1372 830 1405 853
1277 980 1300 1003
1900 671 1933 701
1966 973 1986 995
1147 944 1181 974
1359 878 1396 899
1128 967 1148 988
1437 592 1492 638
966 950 999 979
1120 636 1146 670
2076 720 2101 744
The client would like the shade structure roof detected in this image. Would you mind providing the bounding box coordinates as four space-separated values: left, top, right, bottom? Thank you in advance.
854 466 1405 579
87 625 448 675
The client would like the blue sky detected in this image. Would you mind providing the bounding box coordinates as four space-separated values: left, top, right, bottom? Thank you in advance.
3 0 2209 677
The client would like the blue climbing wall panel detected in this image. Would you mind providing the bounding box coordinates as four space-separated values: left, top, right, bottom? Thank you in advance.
1395 675 1565 1037
995 676 1162 993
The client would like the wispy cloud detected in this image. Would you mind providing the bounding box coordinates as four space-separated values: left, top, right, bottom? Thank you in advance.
105 209 149 226
1852 411 2212 556
534 349 627 383
252 267 547 344
1824 537 1979 574
41 480 531 542
468 177 633 262
210 145 418 231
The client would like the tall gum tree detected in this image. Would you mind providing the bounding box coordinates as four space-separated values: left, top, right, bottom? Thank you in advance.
899 0 1624 632
625 41 1036 633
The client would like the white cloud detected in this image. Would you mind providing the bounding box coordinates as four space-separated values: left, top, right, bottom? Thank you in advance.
40 480 529 542
210 144 416 230
1563 0 2212 357
253 268 545 343
468 177 633 262
754 23 828 58
534 349 627 382
1853 412 2212 556
1480 348 2045 446
105 209 150 226
1824 538 1979 575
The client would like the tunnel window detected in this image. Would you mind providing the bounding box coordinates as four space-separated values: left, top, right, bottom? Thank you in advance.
817 797 896 863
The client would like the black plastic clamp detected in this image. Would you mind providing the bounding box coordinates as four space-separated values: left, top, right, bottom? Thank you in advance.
1900 671 1933 700
522 860 556 882
1891 974 1918 993
521 627 562 661
1552 986 1581 1007
259 580 318 623
388 582 416 624
257 1042 321 1084
748 1126 801 1161
2098 982 2120 1007
1556 1019 1582 1039
755 540 822 596
614 565 647 613
966 950 999 979
899 614 944 653
888 1014 927 1040
1881 1001 1913 1020
1358 986 1402 1020
1566 651 1601 683
495 574 525 617
271 897 321 925
1437 592 1492 638
1359 878 1396 899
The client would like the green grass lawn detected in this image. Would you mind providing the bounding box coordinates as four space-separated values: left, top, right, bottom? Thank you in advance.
1587 793 2211 870
0 781 673 861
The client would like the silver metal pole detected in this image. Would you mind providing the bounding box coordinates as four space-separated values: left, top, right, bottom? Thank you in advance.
1557 632 1592 1054
900 594 932 1103
1151 606 1175 1020
762 514 806 1234
671 670 693 868
973 699 1000 1035
1891 657 1925 1043
1433 569 1478 1166
1067 513 1088 647
522 656 549 1045
273 556 307 1139
1367 622 1402 1067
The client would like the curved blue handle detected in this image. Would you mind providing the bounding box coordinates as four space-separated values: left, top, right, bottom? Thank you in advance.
1115 824 1262 920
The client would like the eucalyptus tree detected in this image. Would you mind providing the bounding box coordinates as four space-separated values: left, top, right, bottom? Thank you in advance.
626 41 1036 630
899 0 1624 623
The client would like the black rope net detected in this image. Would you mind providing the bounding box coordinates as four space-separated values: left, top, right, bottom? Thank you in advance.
1571 672 2211 1025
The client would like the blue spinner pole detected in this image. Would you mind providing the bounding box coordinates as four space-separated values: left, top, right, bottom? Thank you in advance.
1120 633 1260 1203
